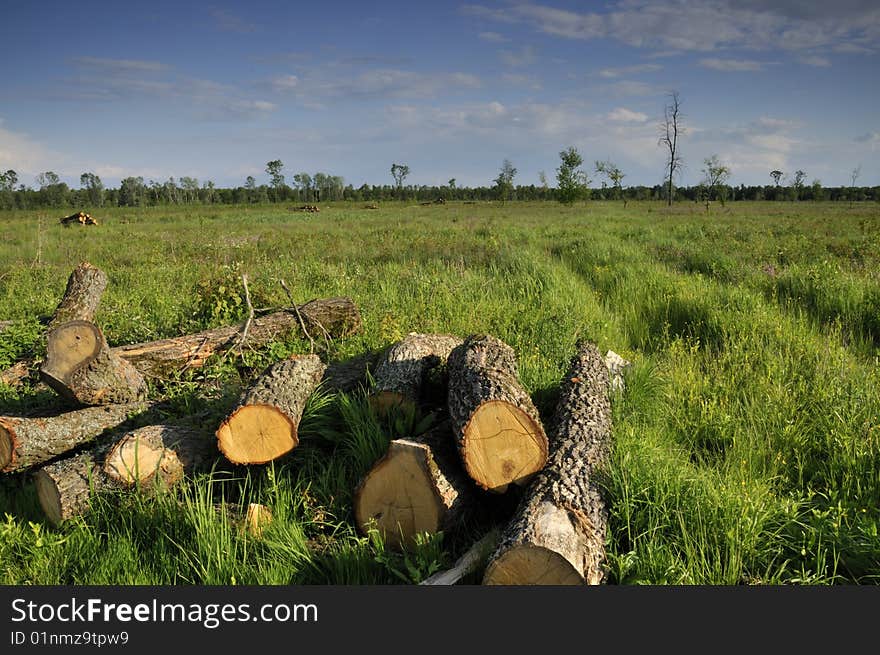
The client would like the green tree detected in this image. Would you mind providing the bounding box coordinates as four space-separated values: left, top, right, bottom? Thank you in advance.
0 169 17 210
700 155 731 211
36 171 68 207
293 172 313 202
390 163 410 197
266 160 285 194
494 158 517 203
79 172 104 207
810 179 824 201
556 146 588 204
595 160 626 207
118 176 146 207
792 170 806 201
658 90 683 206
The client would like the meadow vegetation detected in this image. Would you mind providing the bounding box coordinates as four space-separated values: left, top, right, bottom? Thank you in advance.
1 200 878 584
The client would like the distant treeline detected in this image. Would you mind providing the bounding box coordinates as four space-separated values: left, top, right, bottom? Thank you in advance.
0 176 877 210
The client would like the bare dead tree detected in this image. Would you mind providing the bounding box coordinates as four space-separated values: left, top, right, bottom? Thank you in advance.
659 91 683 207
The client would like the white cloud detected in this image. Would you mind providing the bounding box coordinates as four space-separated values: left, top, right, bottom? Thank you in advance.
800 55 832 67
71 57 169 73
603 80 656 96
464 1 880 54
699 58 768 71
597 63 662 78
607 107 649 123
501 73 543 89
270 74 300 91
479 31 509 42
499 45 538 67
855 131 880 149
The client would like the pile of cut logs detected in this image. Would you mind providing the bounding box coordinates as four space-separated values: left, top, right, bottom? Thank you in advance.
0 262 629 585
290 205 320 213
60 211 98 226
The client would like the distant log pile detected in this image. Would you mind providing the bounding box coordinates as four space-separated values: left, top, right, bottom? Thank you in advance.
291 205 320 213
60 211 98 226
2 263 632 586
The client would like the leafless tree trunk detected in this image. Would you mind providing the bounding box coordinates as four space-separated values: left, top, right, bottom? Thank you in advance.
659 91 683 207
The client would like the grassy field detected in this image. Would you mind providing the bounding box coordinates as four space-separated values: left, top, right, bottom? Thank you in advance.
1 200 878 585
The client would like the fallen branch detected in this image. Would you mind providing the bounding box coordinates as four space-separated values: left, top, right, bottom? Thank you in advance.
111 297 361 379
420 529 500 585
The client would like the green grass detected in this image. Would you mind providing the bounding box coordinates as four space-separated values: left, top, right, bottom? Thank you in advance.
1 200 879 585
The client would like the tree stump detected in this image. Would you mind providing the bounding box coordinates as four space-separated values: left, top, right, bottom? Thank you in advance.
483 341 612 585
370 333 462 416
353 420 477 550
0 402 150 474
40 320 147 405
447 335 548 493
216 354 326 465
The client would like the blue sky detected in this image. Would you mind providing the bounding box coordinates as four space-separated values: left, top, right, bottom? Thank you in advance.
2 0 878 189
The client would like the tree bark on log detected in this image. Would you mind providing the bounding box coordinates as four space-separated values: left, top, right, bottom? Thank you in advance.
103 424 218 489
47 262 109 330
370 333 462 416
111 297 362 379
1 262 108 386
322 349 384 394
482 341 612 585
34 424 216 525
0 402 151 474
447 335 548 493
40 320 148 405
353 420 477 550
216 354 326 465
33 439 117 526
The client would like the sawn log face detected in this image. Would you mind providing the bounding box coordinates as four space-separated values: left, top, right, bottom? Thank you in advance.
216 354 326 464
447 334 548 492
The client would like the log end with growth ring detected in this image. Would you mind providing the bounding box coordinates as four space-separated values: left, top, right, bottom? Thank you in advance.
461 400 548 492
41 321 102 387
216 403 298 465
33 469 64 527
104 430 182 487
483 545 584 585
354 441 444 550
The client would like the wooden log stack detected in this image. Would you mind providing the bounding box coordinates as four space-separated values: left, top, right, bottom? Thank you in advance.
60 211 98 226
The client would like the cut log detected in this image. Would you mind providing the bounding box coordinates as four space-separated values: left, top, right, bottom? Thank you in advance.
353 420 477 550
34 424 215 525
482 341 612 585
447 335 548 493
322 349 384 394
216 354 326 465
1 262 108 386
33 440 116 526
112 297 361 378
47 261 109 330
0 402 150 474
40 320 147 405
103 424 218 489
370 333 462 416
